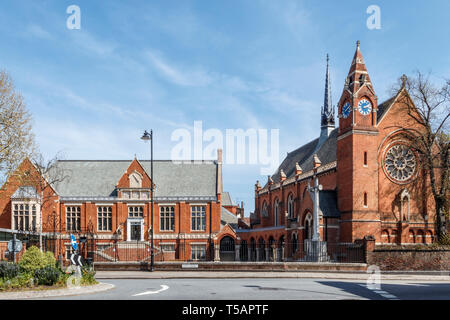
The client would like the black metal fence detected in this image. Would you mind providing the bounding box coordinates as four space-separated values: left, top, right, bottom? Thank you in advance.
239 241 365 263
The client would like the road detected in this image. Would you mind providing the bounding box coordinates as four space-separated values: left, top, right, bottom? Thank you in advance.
43 278 450 300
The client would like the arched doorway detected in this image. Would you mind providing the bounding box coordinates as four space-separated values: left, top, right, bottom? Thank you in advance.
219 236 235 261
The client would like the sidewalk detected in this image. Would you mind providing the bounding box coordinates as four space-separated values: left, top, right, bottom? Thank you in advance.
0 283 115 300
94 271 450 281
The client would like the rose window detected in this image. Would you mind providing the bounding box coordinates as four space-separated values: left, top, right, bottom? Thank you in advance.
384 144 417 182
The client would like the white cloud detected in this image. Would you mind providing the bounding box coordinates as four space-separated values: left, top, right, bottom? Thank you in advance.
145 50 213 87
26 24 53 40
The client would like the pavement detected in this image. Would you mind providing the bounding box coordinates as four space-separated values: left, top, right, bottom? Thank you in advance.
94 270 450 281
0 282 115 300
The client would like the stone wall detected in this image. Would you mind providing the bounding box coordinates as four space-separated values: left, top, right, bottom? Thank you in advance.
367 245 450 271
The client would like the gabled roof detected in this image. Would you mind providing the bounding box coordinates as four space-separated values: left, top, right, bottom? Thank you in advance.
220 206 238 230
221 192 234 206
376 95 396 124
48 160 218 198
269 128 338 185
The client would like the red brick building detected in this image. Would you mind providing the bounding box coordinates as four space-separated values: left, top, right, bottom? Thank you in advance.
237 42 437 261
0 150 241 263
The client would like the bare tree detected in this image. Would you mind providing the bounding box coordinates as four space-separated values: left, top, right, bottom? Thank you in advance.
0 70 36 187
393 72 449 243
18 153 70 251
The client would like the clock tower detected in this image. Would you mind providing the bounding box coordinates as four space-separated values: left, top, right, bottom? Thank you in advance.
336 41 380 242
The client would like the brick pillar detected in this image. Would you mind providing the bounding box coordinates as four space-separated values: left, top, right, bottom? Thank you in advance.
235 244 240 261
363 235 376 264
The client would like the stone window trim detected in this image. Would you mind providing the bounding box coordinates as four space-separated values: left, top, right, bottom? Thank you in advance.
382 141 418 185
66 206 81 232
11 201 39 232
160 206 175 232
97 206 113 232
191 205 207 232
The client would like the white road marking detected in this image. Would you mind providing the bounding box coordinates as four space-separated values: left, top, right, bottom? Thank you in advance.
359 284 399 300
133 285 169 297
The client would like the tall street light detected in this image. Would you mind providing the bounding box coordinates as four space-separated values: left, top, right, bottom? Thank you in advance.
141 130 154 272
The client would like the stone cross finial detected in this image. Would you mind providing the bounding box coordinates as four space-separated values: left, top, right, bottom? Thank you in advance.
401 74 407 88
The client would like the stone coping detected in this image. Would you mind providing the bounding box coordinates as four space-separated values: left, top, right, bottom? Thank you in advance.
0 282 114 300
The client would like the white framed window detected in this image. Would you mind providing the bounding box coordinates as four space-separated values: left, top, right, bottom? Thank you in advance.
160 206 175 231
97 206 112 231
66 206 81 232
160 243 175 252
12 202 37 231
191 206 206 231
129 206 143 217
191 244 206 261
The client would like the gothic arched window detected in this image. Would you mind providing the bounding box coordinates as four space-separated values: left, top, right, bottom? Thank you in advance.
287 194 294 220
304 212 313 240
273 199 279 226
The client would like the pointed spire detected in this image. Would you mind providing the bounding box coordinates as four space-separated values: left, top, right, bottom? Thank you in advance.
255 180 261 191
321 54 335 127
346 40 372 92
268 175 274 185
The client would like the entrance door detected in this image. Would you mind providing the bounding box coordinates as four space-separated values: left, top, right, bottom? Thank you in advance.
130 222 141 241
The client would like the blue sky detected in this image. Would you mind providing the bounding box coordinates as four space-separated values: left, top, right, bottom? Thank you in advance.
1 1 449 214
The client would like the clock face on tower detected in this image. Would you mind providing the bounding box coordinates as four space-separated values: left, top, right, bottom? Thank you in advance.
358 99 372 115
342 102 351 118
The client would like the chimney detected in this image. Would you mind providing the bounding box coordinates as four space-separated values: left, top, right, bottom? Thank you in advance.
217 148 223 163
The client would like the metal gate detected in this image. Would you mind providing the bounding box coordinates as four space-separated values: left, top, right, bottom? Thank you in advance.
219 236 235 261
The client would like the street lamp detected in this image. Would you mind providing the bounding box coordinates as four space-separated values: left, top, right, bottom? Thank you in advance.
141 130 154 272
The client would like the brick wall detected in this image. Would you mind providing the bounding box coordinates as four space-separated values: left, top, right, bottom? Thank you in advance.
367 245 450 271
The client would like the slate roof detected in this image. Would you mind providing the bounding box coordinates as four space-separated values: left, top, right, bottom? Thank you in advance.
319 190 340 218
270 128 338 184
221 206 238 230
48 160 218 198
377 96 396 123
221 192 234 206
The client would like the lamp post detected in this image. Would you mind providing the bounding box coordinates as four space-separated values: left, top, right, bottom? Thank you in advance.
141 130 154 272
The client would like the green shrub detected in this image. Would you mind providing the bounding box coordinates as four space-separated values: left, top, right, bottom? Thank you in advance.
43 251 57 268
0 273 34 290
81 267 97 285
0 261 20 279
34 266 62 286
18 246 56 273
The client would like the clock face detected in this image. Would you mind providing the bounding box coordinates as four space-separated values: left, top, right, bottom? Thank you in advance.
342 102 351 118
358 99 372 115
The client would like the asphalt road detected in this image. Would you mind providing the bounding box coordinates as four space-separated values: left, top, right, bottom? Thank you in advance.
43 278 450 300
